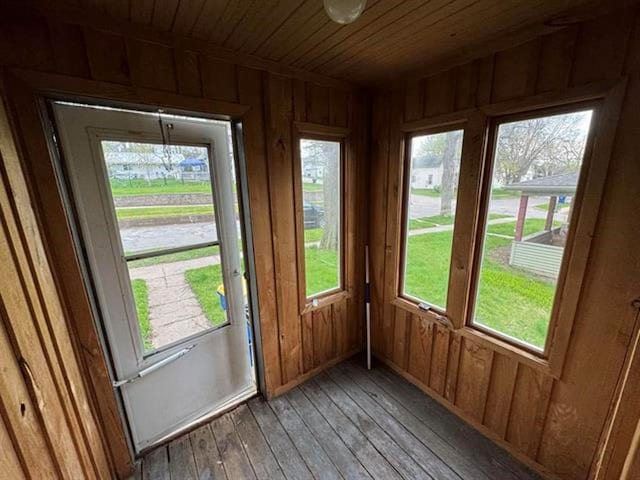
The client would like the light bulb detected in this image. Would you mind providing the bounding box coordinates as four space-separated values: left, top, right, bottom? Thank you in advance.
323 0 367 25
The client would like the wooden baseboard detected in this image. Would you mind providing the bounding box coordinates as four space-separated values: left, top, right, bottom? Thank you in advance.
375 354 562 480
268 348 364 398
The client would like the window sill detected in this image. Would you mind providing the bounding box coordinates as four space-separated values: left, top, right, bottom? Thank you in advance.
391 297 453 329
301 290 351 315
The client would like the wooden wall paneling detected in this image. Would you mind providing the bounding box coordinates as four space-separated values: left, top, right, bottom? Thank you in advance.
345 90 362 354
506 365 553 459
1 71 133 478
329 88 348 127
237 66 282 395
369 92 390 355
0 409 26 479
429 324 450 396
423 70 456 117
592 309 640 479
444 332 462 402
403 79 424 122
0 299 58 478
391 308 410 369
312 305 334 368
83 29 131 84
570 11 635 86
454 61 479 111
47 21 91 79
482 354 518 439
490 39 540 103
406 314 434 385
174 49 202 97
200 56 238 103
454 337 494 423
534 27 578 94
264 73 301 384
0 15 55 72
332 300 348 356
475 54 495 106
380 89 405 359
301 311 314 373
0 95 111 478
126 39 178 92
293 79 307 123
306 83 330 125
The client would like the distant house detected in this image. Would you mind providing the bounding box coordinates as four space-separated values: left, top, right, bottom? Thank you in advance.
411 154 443 189
104 151 182 180
178 157 210 182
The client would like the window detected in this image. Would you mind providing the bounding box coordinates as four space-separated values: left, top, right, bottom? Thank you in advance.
102 140 228 353
471 108 593 352
401 128 464 311
298 137 343 299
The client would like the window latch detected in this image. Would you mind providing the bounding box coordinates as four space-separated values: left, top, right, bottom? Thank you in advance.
418 303 454 329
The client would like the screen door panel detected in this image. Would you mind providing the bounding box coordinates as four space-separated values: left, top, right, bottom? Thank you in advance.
52 102 255 451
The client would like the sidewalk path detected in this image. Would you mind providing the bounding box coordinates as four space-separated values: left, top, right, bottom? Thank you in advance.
130 255 220 349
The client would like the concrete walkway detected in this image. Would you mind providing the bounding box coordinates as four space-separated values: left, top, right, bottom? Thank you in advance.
130 255 220 350
409 216 517 236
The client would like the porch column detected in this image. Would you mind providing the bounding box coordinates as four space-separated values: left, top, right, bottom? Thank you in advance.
545 195 557 230
514 194 528 241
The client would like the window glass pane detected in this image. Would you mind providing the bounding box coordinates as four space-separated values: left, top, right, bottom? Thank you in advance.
102 141 217 256
473 109 593 350
300 139 341 298
402 129 464 309
127 246 227 353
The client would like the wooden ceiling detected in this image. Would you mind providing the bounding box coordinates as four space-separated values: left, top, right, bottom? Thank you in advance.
39 0 630 84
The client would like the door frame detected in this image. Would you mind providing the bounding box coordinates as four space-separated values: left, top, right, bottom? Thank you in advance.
0 68 268 467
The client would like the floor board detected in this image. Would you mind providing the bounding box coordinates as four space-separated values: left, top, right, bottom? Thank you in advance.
136 358 542 479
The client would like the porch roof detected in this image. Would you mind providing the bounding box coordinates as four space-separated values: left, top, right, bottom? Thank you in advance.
504 171 578 195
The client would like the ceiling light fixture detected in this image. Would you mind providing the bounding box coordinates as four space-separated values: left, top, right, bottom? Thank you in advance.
323 0 367 25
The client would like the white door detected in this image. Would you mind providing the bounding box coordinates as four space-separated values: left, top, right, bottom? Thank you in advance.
52 102 256 452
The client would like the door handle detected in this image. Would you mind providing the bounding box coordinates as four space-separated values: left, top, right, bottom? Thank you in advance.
112 344 196 388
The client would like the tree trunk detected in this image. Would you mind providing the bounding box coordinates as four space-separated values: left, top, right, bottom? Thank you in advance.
440 132 459 216
320 151 340 250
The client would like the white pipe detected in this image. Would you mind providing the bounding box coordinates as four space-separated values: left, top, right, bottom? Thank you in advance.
365 245 371 370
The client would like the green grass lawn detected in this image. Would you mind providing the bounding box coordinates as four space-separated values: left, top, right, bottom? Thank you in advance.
184 264 228 326
116 205 213 220
487 218 561 237
410 188 441 197
403 229 557 348
304 228 323 243
110 178 212 196
302 182 324 192
409 213 511 231
304 247 340 297
131 279 152 351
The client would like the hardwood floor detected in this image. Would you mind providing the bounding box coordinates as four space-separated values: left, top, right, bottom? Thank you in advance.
134 358 541 479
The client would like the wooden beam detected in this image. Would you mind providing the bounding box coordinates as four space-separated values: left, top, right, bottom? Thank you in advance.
514 195 529 241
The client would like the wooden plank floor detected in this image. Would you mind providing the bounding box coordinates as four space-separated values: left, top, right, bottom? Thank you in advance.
134 358 542 479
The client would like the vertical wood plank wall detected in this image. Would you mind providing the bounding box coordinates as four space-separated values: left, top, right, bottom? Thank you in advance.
0 10 366 478
0 93 112 477
369 7 640 480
